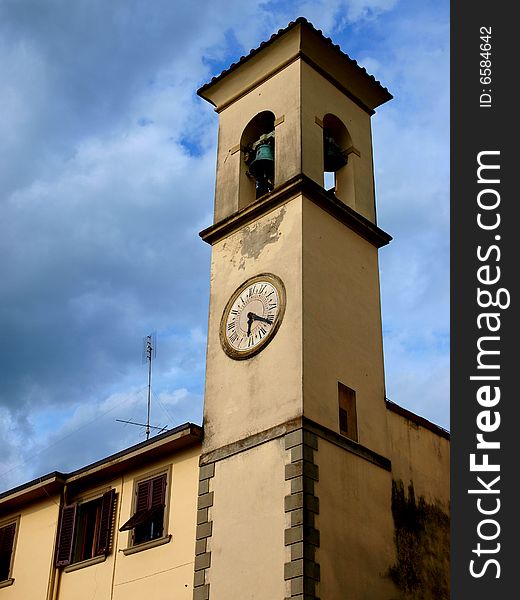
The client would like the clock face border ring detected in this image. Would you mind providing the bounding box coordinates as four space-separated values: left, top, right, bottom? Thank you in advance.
219 272 286 360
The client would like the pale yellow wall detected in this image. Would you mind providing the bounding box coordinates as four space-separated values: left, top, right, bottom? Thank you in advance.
203 198 303 453
56 444 200 600
208 439 288 599
113 445 200 600
302 197 388 456
214 60 301 222
300 61 377 222
387 410 450 510
315 440 397 599
55 476 122 600
0 496 60 600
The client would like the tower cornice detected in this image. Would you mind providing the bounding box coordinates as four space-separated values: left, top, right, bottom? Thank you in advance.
199 174 392 248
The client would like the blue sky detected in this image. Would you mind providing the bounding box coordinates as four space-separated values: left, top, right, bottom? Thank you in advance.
0 0 449 492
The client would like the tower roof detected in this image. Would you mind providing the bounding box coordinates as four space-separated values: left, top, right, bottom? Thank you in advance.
198 17 392 113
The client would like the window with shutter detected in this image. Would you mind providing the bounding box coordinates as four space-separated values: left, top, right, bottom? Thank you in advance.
0 521 17 582
55 490 116 567
338 382 358 441
119 472 168 547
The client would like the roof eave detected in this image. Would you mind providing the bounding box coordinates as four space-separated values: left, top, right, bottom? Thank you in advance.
197 18 391 113
0 423 203 511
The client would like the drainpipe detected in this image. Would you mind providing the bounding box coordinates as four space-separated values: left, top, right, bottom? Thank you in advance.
46 482 67 600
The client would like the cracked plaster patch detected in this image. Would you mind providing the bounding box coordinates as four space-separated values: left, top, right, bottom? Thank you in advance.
232 206 286 269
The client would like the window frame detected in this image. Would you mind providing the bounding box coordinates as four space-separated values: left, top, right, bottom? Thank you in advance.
120 466 171 552
0 515 20 586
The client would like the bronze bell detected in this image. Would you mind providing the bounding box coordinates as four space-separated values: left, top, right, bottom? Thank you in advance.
248 141 274 180
324 134 347 172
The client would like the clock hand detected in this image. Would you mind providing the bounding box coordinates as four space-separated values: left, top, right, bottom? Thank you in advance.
256 315 273 324
248 312 273 325
246 313 254 336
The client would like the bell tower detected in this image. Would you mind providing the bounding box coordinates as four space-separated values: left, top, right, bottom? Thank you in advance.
193 18 399 600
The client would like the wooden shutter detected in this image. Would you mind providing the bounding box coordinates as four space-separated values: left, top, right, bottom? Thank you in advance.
55 504 77 567
119 479 153 532
136 479 152 511
150 474 166 508
118 473 167 532
95 489 115 556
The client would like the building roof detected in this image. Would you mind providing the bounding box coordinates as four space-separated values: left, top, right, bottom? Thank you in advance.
0 422 203 512
1 402 449 512
385 399 450 440
197 17 392 110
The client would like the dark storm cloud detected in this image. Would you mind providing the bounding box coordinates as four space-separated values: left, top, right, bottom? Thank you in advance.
0 0 223 413
0 0 298 490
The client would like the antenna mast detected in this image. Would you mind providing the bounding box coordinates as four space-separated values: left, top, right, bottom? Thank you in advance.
116 332 168 439
144 333 156 440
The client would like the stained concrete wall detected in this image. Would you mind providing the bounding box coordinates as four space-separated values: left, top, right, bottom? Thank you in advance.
385 409 450 598
386 409 450 510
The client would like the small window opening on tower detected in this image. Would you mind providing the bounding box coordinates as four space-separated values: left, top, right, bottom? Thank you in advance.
324 170 336 191
322 114 353 204
240 111 275 207
338 382 358 441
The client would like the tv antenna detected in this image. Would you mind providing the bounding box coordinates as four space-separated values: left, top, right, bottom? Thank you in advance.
116 332 167 440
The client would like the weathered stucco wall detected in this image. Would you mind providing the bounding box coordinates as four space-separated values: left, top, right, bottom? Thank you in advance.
203 197 303 453
386 409 450 599
386 409 450 509
302 197 388 457
389 479 450 599
315 439 397 599
207 439 288 599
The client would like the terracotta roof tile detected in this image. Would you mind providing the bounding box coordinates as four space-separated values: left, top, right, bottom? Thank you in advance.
197 17 390 97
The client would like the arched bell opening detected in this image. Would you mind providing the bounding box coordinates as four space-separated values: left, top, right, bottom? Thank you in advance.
239 111 275 209
322 114 355 206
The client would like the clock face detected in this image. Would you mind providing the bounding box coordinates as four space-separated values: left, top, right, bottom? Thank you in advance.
220 273 286 360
